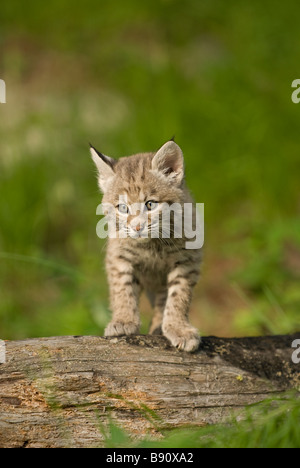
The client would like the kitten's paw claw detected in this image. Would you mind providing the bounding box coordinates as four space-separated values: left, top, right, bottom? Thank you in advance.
162 325 201 353
105 321 140 337
176 335 201 353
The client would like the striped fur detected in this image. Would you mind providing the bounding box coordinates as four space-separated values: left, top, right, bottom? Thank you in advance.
91 141 202 352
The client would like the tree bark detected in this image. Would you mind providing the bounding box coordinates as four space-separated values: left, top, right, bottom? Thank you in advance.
0 334 299 448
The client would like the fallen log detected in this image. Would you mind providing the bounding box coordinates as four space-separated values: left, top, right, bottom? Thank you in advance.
0 334 299 448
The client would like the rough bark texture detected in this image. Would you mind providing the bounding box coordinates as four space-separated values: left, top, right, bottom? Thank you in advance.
0 334 299 448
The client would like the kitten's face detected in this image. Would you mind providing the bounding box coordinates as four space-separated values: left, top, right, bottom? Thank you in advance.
91 141 185 241
112 197 161 241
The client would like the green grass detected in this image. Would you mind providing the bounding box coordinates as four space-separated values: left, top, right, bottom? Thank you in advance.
0 0 299 337
101 394 300 449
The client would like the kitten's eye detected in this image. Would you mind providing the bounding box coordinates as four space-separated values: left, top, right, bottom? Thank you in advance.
145 200 158 211
117 203 129 214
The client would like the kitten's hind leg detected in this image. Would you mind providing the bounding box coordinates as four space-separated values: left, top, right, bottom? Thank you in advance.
148 290 167 335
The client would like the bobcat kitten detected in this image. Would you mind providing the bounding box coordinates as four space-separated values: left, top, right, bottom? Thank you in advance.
90 141 202 352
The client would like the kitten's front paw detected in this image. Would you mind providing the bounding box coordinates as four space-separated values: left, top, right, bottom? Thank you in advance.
162 324 201 353
105 321 140 337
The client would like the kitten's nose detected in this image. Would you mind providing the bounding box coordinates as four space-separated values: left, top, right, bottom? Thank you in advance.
133 222 145 232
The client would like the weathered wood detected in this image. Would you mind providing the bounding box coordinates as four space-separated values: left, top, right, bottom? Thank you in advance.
0 334 299 448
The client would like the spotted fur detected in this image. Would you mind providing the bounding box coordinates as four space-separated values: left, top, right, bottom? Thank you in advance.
91 141 202 352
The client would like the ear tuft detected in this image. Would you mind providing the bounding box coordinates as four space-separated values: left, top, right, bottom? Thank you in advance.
151 141 184 185
90 144 116 193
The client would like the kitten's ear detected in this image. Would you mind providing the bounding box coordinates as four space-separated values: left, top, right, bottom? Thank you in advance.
90 144 116 193
151 141 184 185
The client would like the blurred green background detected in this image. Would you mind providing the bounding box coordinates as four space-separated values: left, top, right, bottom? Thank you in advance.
0 0 299 340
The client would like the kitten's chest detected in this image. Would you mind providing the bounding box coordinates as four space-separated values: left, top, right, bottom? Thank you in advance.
107 238 184 289
135 245 168 270
133 246 169 288
121 240 176 283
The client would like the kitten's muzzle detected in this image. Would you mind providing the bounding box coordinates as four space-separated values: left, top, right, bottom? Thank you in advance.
132 222 145 232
